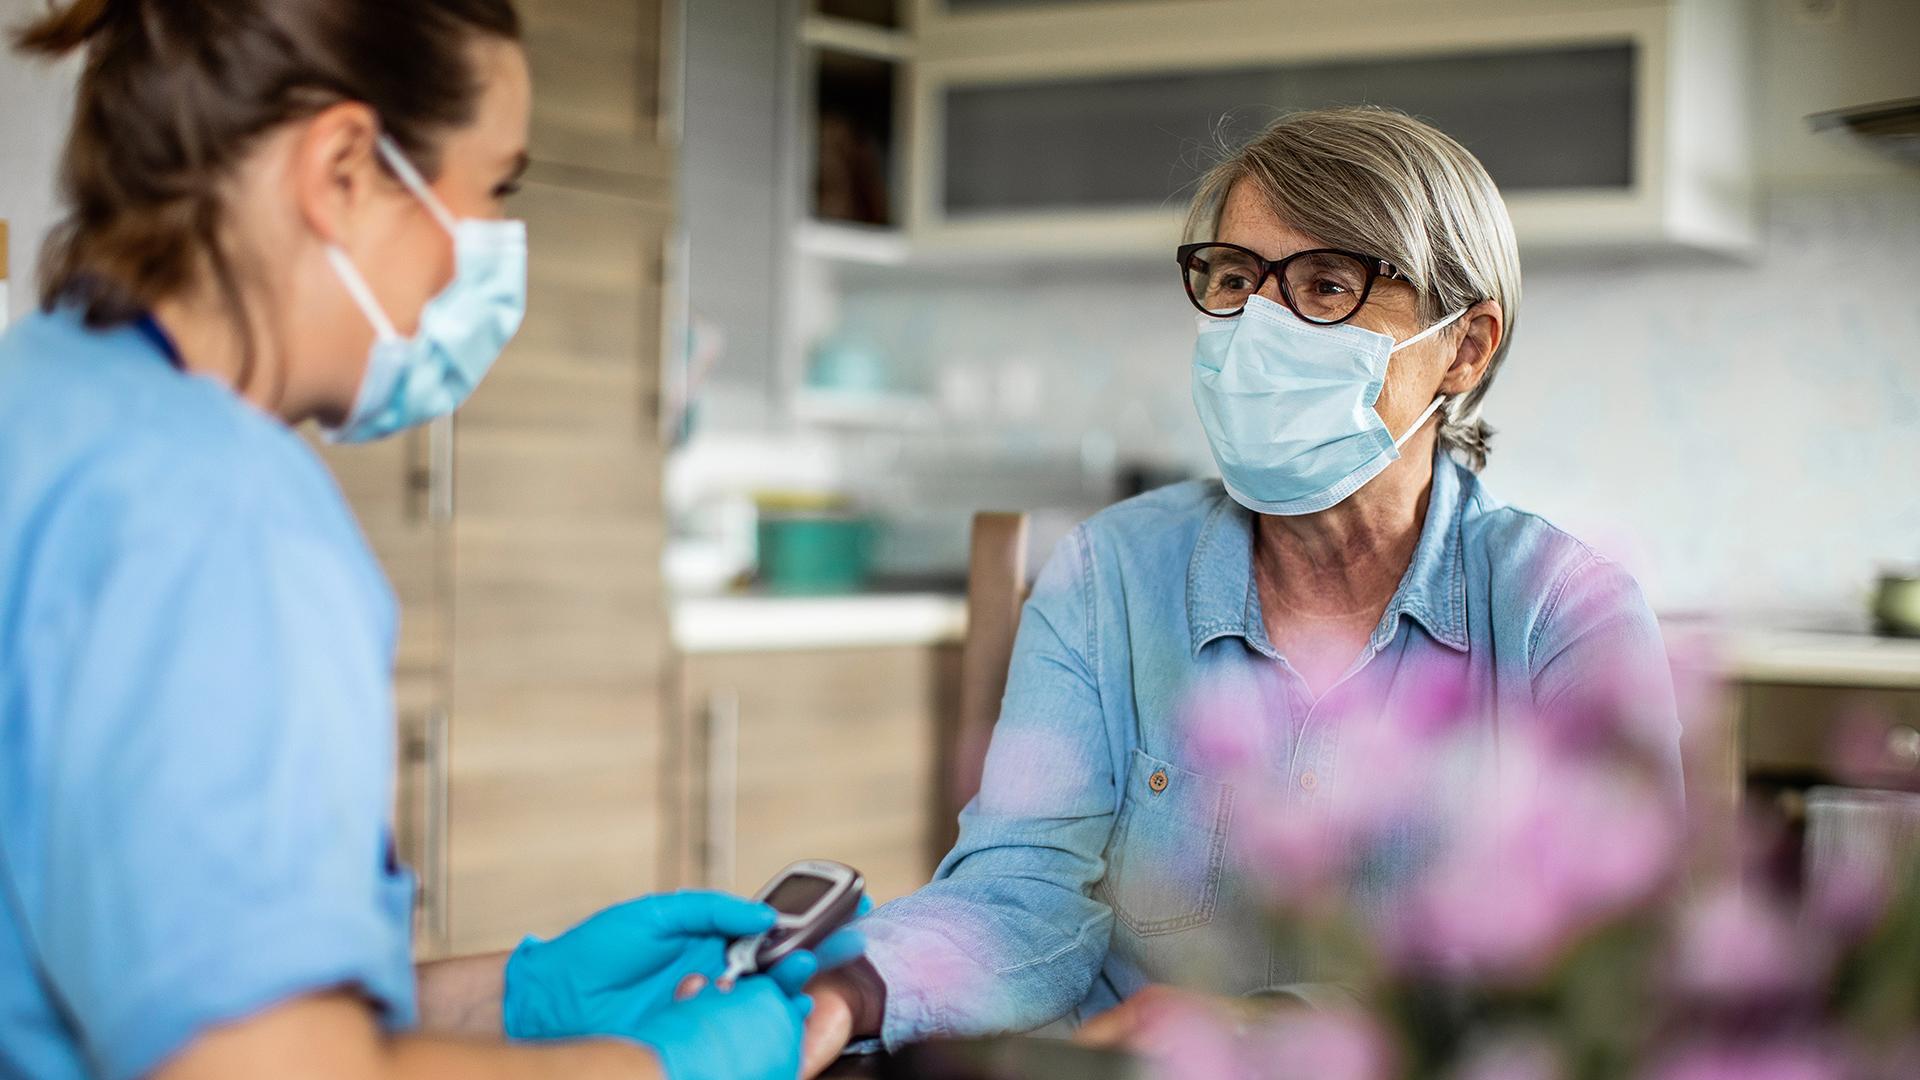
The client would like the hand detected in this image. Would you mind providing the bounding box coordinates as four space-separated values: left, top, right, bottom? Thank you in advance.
1073 984 1265 1056
634 974 813 1080
800 973 858 1079
502 890 775 1041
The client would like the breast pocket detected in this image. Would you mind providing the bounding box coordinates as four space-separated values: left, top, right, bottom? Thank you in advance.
1098 749 1235 937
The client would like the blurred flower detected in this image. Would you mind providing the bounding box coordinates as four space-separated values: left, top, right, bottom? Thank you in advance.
1139 997 1394 1080
1670 884 1829 1001
1182 679 1271 781
1645 1040 1848 1080
1256 1008 1396 1080
1804 850 1893 944
1449 1031 1564 1080
1231 800 1348 912
1386 734 1680 982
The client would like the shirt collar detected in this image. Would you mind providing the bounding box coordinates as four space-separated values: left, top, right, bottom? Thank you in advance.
1187 448 1470 657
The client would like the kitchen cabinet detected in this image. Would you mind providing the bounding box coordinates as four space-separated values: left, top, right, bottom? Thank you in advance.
844 0 1756 255
317 0 680 958
669 642 962 905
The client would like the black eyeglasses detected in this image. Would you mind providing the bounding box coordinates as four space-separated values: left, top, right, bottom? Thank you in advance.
1176 242 1409 325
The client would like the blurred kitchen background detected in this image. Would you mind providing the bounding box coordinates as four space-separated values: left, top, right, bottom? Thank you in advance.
3 0 1918 959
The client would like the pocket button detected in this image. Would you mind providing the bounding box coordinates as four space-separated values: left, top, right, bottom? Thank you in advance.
1148 768 1169 794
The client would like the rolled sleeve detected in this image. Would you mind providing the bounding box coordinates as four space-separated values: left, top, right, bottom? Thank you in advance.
31 498 415 1080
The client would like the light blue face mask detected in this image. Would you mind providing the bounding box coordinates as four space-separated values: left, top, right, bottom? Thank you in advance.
1191 293 1467 516
325 135 527 443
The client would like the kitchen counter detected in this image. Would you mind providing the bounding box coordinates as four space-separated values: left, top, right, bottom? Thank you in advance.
671 592 968 653
1717 627 1920 690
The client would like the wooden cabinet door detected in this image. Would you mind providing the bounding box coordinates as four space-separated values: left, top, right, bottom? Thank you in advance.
444 173 673 953
522 0 677 184
679 646 959 905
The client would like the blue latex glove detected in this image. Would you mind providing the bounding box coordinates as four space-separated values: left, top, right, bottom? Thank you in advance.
503 890 777 1041
632 969 814 1080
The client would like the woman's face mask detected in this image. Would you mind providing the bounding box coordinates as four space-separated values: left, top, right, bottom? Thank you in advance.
1191 294 1465 516
324 135 527 443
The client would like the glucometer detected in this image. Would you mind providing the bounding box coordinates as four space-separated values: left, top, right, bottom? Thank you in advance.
722 859 866 983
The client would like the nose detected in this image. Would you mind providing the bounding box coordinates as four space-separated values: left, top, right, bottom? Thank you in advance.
1255 271 1290 312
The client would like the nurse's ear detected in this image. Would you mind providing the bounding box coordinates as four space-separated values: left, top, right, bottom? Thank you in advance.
1438 299 1503 397
289 102 386 248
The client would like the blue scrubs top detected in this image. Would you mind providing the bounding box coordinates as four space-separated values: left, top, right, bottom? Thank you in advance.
0 308 418 1079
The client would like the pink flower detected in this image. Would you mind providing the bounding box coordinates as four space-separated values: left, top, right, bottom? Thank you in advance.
1669 885 1829 1001
1450 1032 1564 1080
1230 801 1349 911
1646 1041 1848 1080
1384 735 1680 982
1181 679 1272 781
1804 851 1893 943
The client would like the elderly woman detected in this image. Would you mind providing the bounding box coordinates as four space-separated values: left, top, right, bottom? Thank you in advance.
803 106 1682 1070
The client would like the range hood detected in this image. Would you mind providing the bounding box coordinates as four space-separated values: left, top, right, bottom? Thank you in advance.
1810 97 1920 165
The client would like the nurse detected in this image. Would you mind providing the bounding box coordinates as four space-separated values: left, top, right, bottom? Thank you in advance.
0 2 848 1079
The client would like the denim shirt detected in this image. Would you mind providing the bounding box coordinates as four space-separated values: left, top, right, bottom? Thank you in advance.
858 450 1682 1047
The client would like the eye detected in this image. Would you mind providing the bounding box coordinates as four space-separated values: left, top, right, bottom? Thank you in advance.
492 179 523 200
1306 274 1350 296
1218 271 1256 292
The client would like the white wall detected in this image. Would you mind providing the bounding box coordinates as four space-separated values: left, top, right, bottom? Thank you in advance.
0 0 79 321
814 0 1920 614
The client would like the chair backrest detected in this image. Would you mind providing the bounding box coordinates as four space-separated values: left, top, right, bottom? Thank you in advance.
935 512 1030 856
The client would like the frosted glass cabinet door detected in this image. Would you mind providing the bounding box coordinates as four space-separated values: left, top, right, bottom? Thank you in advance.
940 44 1635 218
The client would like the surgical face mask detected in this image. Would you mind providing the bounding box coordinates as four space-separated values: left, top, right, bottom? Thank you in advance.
325 135 527 443
1191 293 1467 516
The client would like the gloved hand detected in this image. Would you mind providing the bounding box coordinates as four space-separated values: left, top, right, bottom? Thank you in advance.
503 890 777 1041
634 954 819 1080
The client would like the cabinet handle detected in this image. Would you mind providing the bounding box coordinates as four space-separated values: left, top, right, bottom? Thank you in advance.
421 705 451 951
704 689 739 890
427 415 455 524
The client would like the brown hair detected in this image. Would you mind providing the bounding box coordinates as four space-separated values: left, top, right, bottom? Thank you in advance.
13 0 520 384
1186 107 1522 470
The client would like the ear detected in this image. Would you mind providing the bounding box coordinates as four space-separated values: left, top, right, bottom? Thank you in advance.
290 102 384 248
1438 299 1503 397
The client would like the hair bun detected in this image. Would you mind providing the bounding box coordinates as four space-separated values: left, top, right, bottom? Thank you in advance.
13 0 124 58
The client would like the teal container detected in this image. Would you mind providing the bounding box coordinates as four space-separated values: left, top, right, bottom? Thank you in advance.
756 513 876 595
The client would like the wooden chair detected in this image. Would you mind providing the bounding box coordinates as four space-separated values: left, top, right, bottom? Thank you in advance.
933 512 1030 857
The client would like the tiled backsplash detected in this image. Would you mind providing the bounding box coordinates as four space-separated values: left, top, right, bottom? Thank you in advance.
819 183 1920 615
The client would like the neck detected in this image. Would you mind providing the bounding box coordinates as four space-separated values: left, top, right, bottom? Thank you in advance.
151 287 290 421
1253 431 1438 619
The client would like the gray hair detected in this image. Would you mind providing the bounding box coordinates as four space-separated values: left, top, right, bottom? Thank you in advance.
1185 106 1522 470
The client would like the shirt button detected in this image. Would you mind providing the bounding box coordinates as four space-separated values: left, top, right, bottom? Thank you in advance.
1300 771 1318 792
1148 769 1169 794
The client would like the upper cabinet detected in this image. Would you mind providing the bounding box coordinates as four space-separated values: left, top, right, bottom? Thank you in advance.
521 0 678 188
858 0 1756 256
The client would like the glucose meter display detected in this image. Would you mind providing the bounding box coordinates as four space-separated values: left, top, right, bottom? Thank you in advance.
765 873 833 913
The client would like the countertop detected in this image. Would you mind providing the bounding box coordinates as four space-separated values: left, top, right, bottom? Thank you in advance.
672 592 967 653
1706 626 1920 690
669 595 1920 690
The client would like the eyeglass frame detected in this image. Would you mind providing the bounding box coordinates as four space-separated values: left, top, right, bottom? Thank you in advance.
1175 241 1411 325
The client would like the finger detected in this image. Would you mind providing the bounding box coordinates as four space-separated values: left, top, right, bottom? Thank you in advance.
634 890 778 938
766 950 820 996
810 928 866 973
801 993 855 1079
1072 1003 1132 1049
674 973 708 1001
